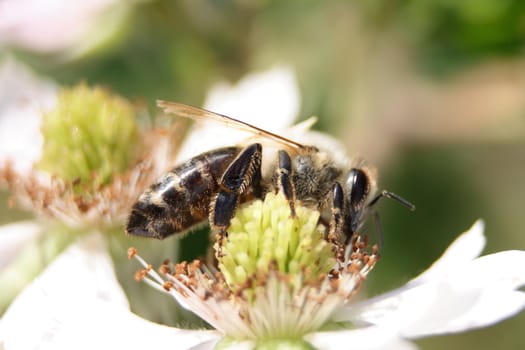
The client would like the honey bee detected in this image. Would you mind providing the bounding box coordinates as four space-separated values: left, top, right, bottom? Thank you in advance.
126 101 414 245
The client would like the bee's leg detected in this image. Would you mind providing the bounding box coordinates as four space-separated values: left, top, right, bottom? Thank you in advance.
274 150 296 217
210 143 262 254
327 182 347 262
326 182 343 241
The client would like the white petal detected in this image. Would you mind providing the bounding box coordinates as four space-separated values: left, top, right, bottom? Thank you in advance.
0 56 56 173
0 233 222 349
0 221 41 269
404 288 525 338
45 303 220 350
448 250 525 290
306 326 418 350
409 220 486 285
0 233 127 347
204 65 300 129
400 250 525 338
2 297 220 350
176 65 300 161
337 249 525 338
391 283 525 338
334 221 488 326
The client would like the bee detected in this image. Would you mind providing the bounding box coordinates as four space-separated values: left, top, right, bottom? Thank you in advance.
126 101 414 246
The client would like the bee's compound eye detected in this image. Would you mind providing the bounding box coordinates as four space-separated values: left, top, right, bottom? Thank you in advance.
346 168 370 209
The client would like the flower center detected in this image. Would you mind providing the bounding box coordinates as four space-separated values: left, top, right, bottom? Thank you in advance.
38 83 138 191
216 192 336 292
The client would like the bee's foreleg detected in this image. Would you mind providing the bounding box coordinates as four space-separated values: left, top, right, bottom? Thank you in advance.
326 182 343 241
274 150 296 217
326 182 347 261
210 143 263 253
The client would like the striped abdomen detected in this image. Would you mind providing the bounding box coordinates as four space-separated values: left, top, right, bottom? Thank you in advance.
126 147 240 239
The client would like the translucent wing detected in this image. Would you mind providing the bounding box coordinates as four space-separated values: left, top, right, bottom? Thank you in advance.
157 100 315 153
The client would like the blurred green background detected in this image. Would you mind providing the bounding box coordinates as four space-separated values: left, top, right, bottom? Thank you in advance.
2 1 525 348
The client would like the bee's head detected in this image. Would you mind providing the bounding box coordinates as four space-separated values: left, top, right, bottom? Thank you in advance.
343 166 415 244
344 168 374 235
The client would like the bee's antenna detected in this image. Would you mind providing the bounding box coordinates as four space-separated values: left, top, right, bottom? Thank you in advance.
368 190 416 211
366 190 414 251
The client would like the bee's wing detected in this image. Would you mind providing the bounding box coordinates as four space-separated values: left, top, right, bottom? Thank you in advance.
158 100 315 154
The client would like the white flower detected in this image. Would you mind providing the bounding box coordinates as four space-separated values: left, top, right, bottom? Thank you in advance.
2 219 523 350
0 58 167 230
131 187 525 350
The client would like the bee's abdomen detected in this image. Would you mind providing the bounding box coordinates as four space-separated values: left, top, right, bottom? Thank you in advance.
126 147 240 239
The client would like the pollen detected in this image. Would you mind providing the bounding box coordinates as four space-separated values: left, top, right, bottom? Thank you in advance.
127 247 138 260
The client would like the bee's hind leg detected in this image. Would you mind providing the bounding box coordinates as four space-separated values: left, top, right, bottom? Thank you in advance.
210 143 263 254
274 150 296 217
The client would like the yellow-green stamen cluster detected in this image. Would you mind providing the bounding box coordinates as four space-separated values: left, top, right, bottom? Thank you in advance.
38 83 138 191
217 192 336 290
